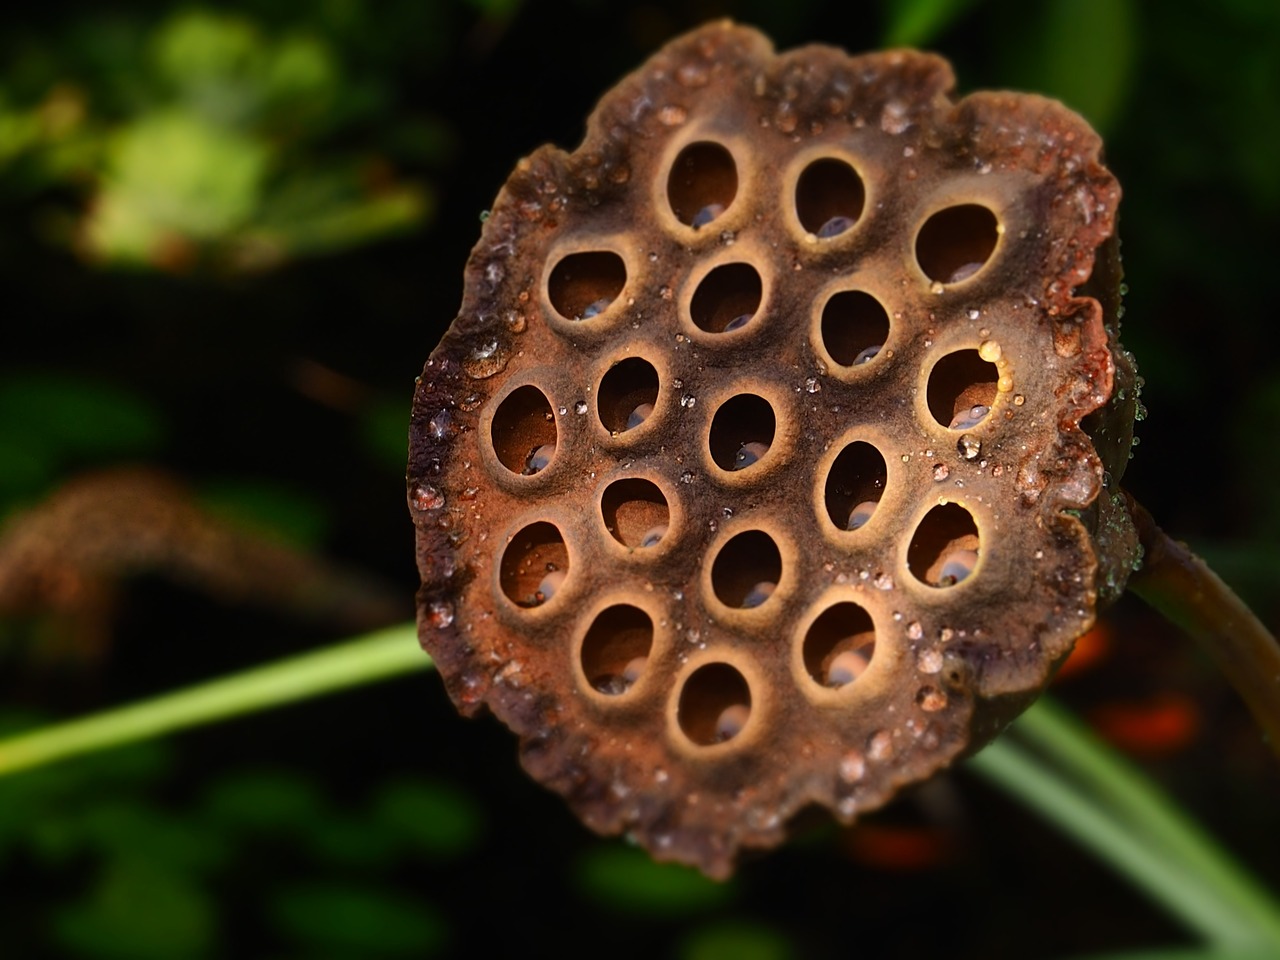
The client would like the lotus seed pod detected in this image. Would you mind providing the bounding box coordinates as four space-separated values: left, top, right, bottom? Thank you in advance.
408 22 1142 879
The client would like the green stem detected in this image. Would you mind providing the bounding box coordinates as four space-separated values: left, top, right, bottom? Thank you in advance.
1126 495 1280 755
973 703 1280 949
0 622 428 777
1013 699 1280 944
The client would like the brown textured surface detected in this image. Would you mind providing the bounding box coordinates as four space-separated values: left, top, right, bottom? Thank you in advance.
407 21 1139 878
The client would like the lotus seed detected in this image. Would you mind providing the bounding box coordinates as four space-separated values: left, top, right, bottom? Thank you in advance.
949 404 989 430
714 703 750 741
935 549 978 586
853 344 881 365
639 525 667 547
625 402 654 430
523 442 556 474
535 567 566 603
741 580 776 608
847 500 878 530
817 215 855 238
578 297 613 320
947 262 983 283
691 203 726 228
825 648 871 687
733 440 770 470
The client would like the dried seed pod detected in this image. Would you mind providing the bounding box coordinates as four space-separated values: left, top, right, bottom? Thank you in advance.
408 21 1141 878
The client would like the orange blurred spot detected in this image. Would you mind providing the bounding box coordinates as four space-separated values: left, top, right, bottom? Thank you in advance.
1054 622 1111 682
842 823 953 871
1089 693 1200 756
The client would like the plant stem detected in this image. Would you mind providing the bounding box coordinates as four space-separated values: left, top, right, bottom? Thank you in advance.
1126 496 1280 755
0 622 428 777
976 699 1280 948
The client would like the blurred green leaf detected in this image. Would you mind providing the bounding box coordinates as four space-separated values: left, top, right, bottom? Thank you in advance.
680 920 794 960
78 801 229 873
362 397 412 474
995 0 1136 134
53 858 215 959
574 844 733 916
270 881 447 955
881 0 979 47
304 813 397 868
373 778 483 860
197 478 330 547
0 374 164 465
84 109 268 265
201 768 326 833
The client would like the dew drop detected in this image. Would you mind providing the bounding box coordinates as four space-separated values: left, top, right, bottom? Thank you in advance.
411 484 445 512
724 313 753 332
426 600 455 629
957 434 982 460
574 400 588 415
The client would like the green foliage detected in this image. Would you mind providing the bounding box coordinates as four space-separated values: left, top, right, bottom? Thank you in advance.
269 881 447 955
679 920 794 960
53 858 216 959
0 374 163 503
575 845 735 916
0 5 436 272
197 479 331 547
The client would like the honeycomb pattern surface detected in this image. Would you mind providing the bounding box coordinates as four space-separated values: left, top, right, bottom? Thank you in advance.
408 22 1140 878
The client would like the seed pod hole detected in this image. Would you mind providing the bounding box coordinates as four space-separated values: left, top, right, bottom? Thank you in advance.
926 349 998 430
677 662 752 746
915 204 999 284
907 503 980 589
795 158 865 238
581 604 654 696
600 477 670 549
711 530 782 609
667 141 738 228
499 521 569 607
823 440 888 530
548 251 627 321
597 357 660 434
491 385 557 475
709 394 776 472
820 290 890 367
802 602 876 689
690 263 763 334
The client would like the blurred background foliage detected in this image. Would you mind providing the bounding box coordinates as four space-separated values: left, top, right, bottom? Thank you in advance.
1 0 1278 956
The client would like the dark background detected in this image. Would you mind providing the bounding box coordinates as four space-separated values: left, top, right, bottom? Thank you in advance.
2 0 1278 956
